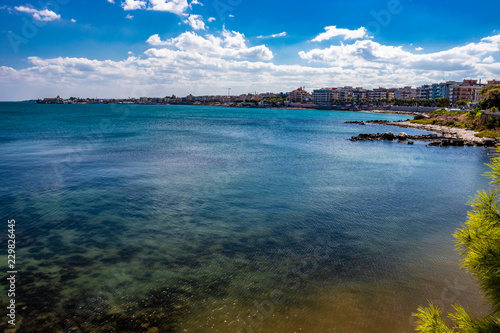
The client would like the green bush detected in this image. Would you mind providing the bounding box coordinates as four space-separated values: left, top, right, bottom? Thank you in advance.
486 117 500 130
414 149 500 332
466 108 481 118
431 109 454 114
475 130 500 138
410 119 434 125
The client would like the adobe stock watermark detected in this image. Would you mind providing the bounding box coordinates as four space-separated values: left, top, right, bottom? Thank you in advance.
213 0 242 21
402 276 468 333
7 0 71 54
236 249 330 333
47 74 165 191
366 0 404 36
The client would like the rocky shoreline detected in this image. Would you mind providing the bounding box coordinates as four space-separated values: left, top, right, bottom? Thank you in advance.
348 120 498 147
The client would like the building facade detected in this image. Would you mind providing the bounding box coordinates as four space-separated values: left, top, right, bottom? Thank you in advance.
395 87 418 100
368 88 395 100
289 87 310 103
448 80 484 104
312 88 338 105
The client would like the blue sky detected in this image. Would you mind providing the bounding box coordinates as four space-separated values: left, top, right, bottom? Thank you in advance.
0 0 499 100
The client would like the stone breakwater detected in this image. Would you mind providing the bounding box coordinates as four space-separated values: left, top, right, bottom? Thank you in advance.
349 120 498 147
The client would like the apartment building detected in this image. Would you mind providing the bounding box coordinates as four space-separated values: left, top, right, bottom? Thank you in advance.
353 87 369 100
289 87 310 103
312 88 338 105
338 87 354 100
395 86 417 100
448 80 484 104
429 82 452 99
368 88 395 100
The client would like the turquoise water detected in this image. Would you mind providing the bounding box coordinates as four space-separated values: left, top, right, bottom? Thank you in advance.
0 103 492 332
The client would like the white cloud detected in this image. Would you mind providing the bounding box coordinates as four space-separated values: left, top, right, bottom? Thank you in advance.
228 14 234 18
299 35 500 75
70 18 76 23
183 14 205 30
2 33 500 101
146 34 169 46
189 0 202 8
107 0 115 3
148 0 188 14
126 14 134 19
257 32 287 39
482 35 500 43
146 29 273 61
14 6 61 21
208 17 216 22
121 0 146 10
0 53 341 100
121 0 189 15
312 26 370 42
415 47 424 51
484 56 495 63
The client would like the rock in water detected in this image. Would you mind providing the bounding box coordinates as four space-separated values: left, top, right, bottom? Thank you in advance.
397 132 408 141
382 132 395 141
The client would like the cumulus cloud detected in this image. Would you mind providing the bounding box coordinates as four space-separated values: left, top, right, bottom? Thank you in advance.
208 17 216 22
14 6 61 21
121 0 189 14
312 26 370 42
146 29 273 60
126 14 134 19
0 53 344 101
189 0 202 8
146 34 169 46
183 14 205 30
107 0 115 3
299 35 500 75
2 33 500 101
257 32 287 39
415 47 424 51
121 0 146 10
484 56 495 63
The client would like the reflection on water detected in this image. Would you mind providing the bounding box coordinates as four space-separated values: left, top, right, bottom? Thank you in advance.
0 104 492 332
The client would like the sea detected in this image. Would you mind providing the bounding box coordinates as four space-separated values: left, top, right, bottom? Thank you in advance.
0 103 493 332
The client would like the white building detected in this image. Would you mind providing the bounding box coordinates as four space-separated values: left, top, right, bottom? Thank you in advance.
312 88 338 105
395 87 418 100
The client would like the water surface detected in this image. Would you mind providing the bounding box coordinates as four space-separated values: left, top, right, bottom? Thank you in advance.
0 104 492 332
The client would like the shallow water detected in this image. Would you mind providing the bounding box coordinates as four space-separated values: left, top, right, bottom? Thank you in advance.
0 104 492 332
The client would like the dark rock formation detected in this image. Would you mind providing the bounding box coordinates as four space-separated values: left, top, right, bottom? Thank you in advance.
414 114 430 120
350 132 493 147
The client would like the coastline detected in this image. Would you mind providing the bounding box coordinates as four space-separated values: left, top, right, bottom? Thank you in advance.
360 109 418 116
27 101 424 116
351 119 498 147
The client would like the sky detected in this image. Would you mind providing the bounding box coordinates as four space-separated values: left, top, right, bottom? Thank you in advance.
0 0 499 100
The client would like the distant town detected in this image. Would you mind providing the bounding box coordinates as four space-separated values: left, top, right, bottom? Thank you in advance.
36 78 500 112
